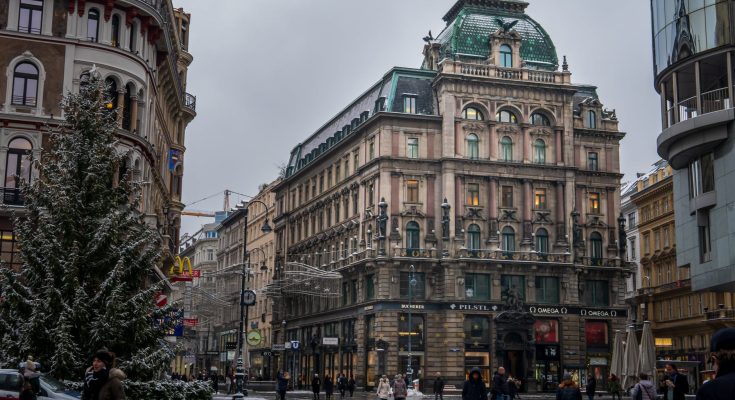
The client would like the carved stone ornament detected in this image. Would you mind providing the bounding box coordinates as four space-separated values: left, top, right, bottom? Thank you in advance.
499 209 519 222
496 125 519 135
531 128 552 137
533 211 553 224
464 207 487 221
462 122 485 132
585 216 608 229
400 206 426 218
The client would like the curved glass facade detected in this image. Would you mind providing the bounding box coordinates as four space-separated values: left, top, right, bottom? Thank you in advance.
651 0 733 76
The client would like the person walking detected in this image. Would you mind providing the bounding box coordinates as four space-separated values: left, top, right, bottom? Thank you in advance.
393 374 408 400
337 373 347 400
696 328 735 400
433 372 445 400
492 367 510 400
630 373 657 400
276 369 290 400
585 374 596 400
463 367 488 400
19 381 36 400
376 375 391 400
607 374 622 400
557 373 582 400
324 375 334 400
348 375 356 398
660 364 689 400
312 373 322 400
82 350 126 400
23 356 40 395
210 371 219 394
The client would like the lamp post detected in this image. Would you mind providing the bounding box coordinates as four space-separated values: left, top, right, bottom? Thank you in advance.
233 200 272 400
407 264 417 389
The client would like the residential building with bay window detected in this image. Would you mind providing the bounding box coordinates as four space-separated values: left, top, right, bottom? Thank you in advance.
271 0 629 393
0 0 195 274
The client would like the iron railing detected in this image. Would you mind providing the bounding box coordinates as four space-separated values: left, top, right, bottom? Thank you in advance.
701 87 730 114
1 188 24 206
184 92 196 111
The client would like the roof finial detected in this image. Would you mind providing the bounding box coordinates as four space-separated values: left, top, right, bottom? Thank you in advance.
562 55 569 71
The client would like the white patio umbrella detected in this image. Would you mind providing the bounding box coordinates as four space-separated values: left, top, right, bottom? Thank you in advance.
638 321 657 381
610 329 625 379
621 324 640 390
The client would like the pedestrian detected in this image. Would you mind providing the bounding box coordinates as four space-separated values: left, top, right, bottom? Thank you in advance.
312 373 322 400
23 356 40 395
277 369 290 400
81 349 126 400
19 381 36 400
607 374 621 400
211 371 219 394
492 367 510 400
393 374 408 400
462 367 488 400
696 327 735 400
585 374 596 400
337 373 347 400
660 363 689 400
348 374 356 398
630 373 657 400
325 375 335 400
507 375 520 400
557 373 582 400
376 375 391 400
433 372 445 400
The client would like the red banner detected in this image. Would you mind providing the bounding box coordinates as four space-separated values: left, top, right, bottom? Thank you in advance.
183 318 198 327
170 276 193 282
192 270 201 278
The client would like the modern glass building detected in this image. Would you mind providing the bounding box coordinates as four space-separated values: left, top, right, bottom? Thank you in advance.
652 0 735 292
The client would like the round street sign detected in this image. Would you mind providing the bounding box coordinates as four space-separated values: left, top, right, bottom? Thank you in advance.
247 330 262 346
243 290 256 306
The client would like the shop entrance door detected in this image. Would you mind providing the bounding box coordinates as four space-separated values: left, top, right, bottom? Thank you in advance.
504 350 524 383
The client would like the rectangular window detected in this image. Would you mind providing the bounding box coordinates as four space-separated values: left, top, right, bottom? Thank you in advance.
351 280 358 304
534 188 547 209
407 138 419 158
353 152 359 172
342 282 349 306
406 179 419 203
465 274 490 300
400 272 426 299
467 183 480 206
663 226 670 248
589 192 600 213
501 275 525 303
699 210 712 263
365 274 375 300
587 152 599 171
629 237 636 261
654 229 661 251
628 212 636 229
535 276 559 304
403 96 417 114
369 140 375 160
327 168 332 188
501 186 514 208
207 249 214 261
689 152 715 197
584 280 610 307
585 321 608 346
18 0 43 34
398 313 425 352
368 182 375 206
335 165 341 182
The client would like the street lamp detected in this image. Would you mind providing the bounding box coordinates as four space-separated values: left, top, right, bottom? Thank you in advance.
233 200 272 400
407 264 417 389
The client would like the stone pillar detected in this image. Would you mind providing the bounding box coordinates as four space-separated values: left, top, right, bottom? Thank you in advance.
488 178 499 242
489 123 497 161
116 89 125 127
522 180 532 244
556 181 566 244
555 128 563 165
522 125 530 163
130 96 139 133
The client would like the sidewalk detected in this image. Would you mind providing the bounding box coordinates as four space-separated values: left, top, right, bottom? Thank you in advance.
214 391 635 400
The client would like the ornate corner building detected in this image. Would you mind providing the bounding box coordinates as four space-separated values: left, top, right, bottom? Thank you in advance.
0 0 195 272
270 0 630 393
651 0 735 291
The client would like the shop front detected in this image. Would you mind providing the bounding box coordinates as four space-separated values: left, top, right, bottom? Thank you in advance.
464 315 492 384
533 319 561 392
585 320 611 388
398 312 425 386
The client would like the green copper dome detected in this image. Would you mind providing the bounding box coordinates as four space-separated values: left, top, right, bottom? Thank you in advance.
437 0 559 71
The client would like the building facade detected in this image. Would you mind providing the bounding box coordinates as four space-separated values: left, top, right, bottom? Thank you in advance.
271 0 630 393
651 0 735 291
0 0 195 272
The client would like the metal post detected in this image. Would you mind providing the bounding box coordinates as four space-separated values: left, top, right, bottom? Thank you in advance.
407 265 416 389
233 208 249 399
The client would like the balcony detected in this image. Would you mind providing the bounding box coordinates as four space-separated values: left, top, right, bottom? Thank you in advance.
579 256 626 268
457 248 572 264
667 86 731 126
0 188 24 206
392 247 437 258
439 59 571 85
704 306 735 322
184 92 197 112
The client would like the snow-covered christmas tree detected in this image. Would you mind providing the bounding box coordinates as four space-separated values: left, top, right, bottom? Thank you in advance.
0 70 172 381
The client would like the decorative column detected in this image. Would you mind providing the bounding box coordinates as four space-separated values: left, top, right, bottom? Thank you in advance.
555 181 566 245
489 123 497 161
116 89 125 127
606 187 617 251
488 178 499 242
130 95 139 133
522 180 532 244
555 128 563 165
521 124 530 163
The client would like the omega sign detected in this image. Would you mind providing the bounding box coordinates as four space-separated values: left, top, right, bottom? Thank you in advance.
581 309 618 317
528 306 568 315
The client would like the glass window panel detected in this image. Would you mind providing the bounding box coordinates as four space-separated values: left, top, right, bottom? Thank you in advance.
400 272 425 299
689 0 705 11
501 275 525 303
535 277 559 304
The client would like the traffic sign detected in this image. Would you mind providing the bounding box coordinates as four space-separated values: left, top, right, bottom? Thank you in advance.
247 330 262 346
242 290 256 306
290 340 300 350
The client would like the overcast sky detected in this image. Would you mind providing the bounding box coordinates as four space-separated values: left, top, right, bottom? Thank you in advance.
176 0 661 236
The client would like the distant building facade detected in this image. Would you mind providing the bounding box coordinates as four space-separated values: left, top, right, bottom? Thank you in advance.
272 0 630 393
651 0 735 291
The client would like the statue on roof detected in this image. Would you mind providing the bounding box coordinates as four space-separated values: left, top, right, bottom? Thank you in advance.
423 30 435 43
495 18 519 33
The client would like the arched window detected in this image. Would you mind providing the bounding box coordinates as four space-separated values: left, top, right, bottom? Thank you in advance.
502 226 515 255
590 232 603 265
587 110 597 129
462 106 484 120
531 113 550 126
18 0 43 34
105 78 118 111
12 62 39 106
467 134 479 160
468 224 481 252
111 14 121 47
129 21 137 52
5 138 33 204
501 136 513 161
122 83 133 130
406 221 420 252
533 139 546 164
535 228 549 256
496 110 517 124
499 44 513 68
87 9 100 42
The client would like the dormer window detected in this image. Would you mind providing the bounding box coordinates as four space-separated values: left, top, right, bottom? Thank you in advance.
499 44 513 68
403 95 417 114
586 110 597 129
462 106 484 120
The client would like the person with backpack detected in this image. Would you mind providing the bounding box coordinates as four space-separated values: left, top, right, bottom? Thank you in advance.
631 373 657 400
556 373 582 400
337 373 347 400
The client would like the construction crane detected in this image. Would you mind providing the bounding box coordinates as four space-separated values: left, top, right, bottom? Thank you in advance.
181 189 251 218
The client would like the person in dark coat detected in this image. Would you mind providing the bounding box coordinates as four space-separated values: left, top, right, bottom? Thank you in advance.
337 373 347 400
492 367 510 400
19 381 36 400
696 328 735 400
312 374 322 400
585 374 595 400
324 376 334 400
557 373 582 400
276 369 290 400
347 375 356 398
82 350 126 400
393 374 408 400
210 371 219 394
661 363 689 400
433 372 445 400
462 367 488 400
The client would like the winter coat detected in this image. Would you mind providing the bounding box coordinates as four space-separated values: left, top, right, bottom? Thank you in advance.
376 378 392 399
277 371 289 391
585 378 596 396
492 373 509 396
607 379 622 394
462 369 487 400
338 376 347 390
312 377 322 393
99 368 126 400
348 378 356 391
696 368 735 400
556 380 582 400
82 367 110 400
433 376 445 393
661 373 689 400
393 379 408 399
325 378 334 395
631 379 657 400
